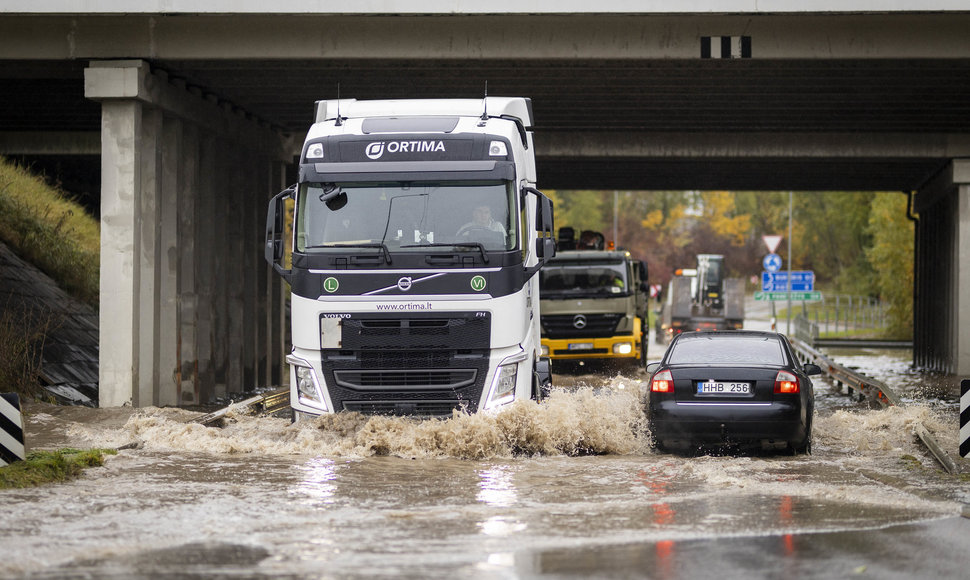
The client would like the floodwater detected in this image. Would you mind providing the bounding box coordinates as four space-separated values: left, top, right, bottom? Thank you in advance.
4 354 970 579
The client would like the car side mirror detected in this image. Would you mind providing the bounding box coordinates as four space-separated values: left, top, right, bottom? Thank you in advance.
803 363 822 376
646 362 660 374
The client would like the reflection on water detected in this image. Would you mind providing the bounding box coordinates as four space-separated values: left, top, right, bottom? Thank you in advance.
476 465 518 507
292 457 338 505
478 516 527 537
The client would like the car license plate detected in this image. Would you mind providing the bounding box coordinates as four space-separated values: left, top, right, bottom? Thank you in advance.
697 380 752 395
568 343 594 351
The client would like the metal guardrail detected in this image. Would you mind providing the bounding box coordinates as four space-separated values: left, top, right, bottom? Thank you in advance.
189 387 290 427
813 338 913 349
790 338 958 474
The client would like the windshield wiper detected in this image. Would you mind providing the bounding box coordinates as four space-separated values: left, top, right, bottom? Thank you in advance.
313 242 392 264
399 242 489 263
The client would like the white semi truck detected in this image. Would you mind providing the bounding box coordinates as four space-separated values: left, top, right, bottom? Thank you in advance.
265 97 555 419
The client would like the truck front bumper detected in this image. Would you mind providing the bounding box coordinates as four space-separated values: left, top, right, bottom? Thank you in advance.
541 335 640 361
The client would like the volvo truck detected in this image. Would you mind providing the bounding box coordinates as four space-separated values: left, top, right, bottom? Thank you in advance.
538 228 649 370
265 97 555 419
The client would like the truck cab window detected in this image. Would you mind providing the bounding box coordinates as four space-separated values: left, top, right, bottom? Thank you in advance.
296 180 517 253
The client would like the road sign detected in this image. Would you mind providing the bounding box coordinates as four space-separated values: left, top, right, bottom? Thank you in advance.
754 291 822 302
761 271 814 292
762 235 782 253
763 253 782 273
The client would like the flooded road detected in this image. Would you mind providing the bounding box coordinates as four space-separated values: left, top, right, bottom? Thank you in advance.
4 353 970 579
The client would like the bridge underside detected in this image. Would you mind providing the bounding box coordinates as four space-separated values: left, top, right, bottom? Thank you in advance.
1 12 969 404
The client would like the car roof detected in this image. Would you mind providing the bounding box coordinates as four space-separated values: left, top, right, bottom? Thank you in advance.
674 330 784 341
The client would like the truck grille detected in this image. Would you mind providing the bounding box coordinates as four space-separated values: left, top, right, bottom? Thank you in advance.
332 369 477 390
321 312 491 416
541 313 624 339
343 400 471 417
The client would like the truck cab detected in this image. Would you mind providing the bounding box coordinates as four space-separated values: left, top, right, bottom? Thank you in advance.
538 229 649 370
265 97 555 419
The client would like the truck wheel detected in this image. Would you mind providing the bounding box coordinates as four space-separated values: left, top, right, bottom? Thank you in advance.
639 334 648 369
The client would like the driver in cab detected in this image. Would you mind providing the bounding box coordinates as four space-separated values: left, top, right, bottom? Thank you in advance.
456 205 507 239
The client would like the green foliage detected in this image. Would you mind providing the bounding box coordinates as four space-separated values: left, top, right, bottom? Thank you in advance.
0 448 116 488
0 156 100 305
555 188 914 339
545 189 609 233
794 191 875 294
865 193 914 338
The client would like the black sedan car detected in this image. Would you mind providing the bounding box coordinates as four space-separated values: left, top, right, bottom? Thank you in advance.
646 330 821 454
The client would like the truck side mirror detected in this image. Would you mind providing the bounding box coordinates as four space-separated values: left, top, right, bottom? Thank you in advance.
639 260 649 283
536 236 556 258
521 186 555 278
265 186 294 278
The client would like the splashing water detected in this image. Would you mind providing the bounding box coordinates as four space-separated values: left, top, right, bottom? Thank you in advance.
64 383 650 460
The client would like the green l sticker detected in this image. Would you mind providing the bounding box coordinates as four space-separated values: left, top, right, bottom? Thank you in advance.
470 275 487 291
323 277 339 293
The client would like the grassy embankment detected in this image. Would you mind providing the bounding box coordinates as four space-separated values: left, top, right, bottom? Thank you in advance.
0 449 116 489
0 156 99 304
0 156 105 486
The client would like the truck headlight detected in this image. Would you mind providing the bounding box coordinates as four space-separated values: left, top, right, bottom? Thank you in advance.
296 366 320 401
488 364 518 407
287 355 328 411
613 342 633 355
541 344 549 356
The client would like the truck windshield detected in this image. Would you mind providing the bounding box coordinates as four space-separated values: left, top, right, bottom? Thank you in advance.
295 180 516 253
539 262 629 296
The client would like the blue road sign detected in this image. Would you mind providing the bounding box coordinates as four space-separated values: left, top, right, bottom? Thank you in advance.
763 253 782 273
762 271 814 292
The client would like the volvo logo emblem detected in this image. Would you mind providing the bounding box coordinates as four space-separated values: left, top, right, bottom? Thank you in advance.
397 277 413 291
572 315 587 329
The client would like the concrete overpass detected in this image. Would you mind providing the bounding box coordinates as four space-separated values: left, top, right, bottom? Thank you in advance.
1 2 969 406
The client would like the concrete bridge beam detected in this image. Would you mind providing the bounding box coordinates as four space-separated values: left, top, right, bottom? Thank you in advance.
85 59 290 407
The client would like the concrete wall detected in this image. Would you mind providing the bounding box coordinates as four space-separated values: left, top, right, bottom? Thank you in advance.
914 159 970 375
85 60 290 407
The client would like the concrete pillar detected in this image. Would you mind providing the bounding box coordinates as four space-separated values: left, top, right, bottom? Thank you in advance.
914 158 970 376
177 123 200 405
86 59 292 407
93 98 142 407
242 153 258 392
158 115 181 407
956 163 970 376
254 161 270 390
137 107 163 407
196 132 218 403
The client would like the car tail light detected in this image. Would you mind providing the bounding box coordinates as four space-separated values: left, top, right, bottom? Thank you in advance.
774 370 799 394
651 369 673 393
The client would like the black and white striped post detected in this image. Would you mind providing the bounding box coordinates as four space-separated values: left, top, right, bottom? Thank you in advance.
961 379 970 458
1 393 26 466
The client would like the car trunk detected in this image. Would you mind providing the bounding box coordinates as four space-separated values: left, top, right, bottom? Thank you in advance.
669 365 782 403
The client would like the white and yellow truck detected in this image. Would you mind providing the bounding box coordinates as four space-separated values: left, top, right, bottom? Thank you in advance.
538 229 649 370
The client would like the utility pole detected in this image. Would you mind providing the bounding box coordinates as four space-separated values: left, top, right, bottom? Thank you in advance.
787 191 793 336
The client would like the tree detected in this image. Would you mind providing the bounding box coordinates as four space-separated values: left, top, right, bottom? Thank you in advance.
865 192 914 338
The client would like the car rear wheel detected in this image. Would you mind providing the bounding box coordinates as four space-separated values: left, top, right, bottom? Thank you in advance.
790 417 813 455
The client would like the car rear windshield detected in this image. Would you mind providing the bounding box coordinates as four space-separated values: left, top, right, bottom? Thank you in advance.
667 335 787 366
